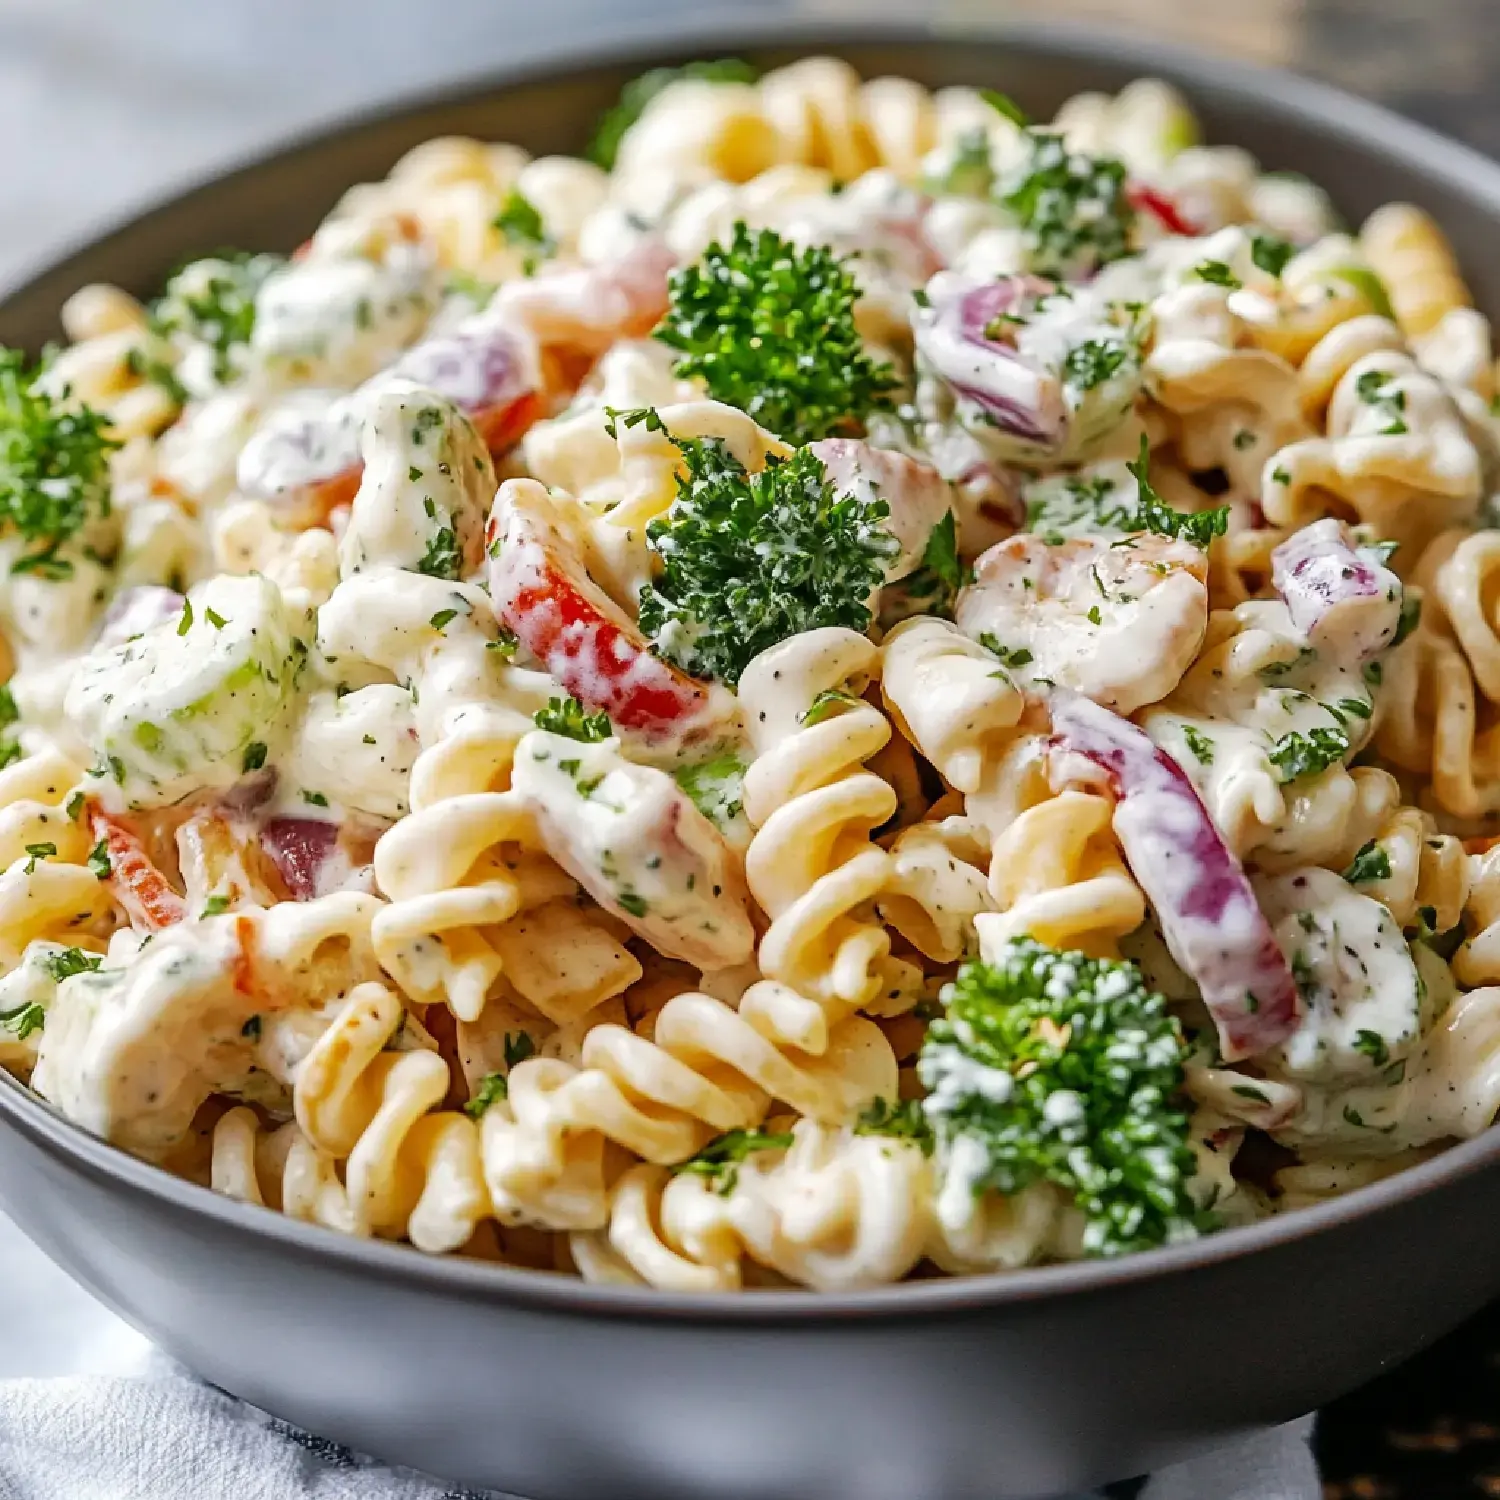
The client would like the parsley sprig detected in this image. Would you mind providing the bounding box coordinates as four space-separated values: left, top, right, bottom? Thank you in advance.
534 697 612 743
673 1128 794 1195
919 939 1199 1257
654 224 897 445
1127 437 1229 549
637 432 897 686
0 348 118 574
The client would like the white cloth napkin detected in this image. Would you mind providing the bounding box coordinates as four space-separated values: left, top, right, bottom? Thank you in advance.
0 1213 1319 1500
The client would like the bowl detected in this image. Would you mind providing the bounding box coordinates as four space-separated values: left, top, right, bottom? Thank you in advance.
3 18 1500 1500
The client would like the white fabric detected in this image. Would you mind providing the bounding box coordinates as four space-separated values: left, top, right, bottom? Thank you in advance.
0 1212 1318 1500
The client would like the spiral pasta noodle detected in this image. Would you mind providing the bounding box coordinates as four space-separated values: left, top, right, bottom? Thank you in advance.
0 751 111 968
482 986 897 1231
1360 202 1473 339
739 629 904 1048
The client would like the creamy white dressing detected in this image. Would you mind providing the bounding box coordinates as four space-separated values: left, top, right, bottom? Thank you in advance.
956 531 1208 714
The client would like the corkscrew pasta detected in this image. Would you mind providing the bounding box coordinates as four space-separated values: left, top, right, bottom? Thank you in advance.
3 59 1500 1292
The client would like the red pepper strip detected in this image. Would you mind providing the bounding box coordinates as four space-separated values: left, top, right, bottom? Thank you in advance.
87 807 187 931
487 480 712 742
1128 182 1201 238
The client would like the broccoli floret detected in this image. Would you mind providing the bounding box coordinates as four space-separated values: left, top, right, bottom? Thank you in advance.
918 937 1200 1258
637 433 898 686
586 58 759 170
996 131 1136 280
0 348 117 575
654 224 898 445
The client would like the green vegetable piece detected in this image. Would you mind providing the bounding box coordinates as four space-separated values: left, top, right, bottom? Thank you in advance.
979 634 1034 670
464 1072 510 1118
855 1096 934 1153
1061 338 1134 392
22 842 55 873
891 511 962 619
40 946 101 983
672 752 746 828
1327 264 1396 321
149 251 284 385
492 189 555 271
0 1001 45 1041
637 438 897 686
87 839 111 880
504 1030 537 1069
1180 724 1215 765
918 938 1199 1257
1352 1029 1391 1068
654 223 897 444
416 525 462 581
800 688 859 727
980 89 1028 127
1249 232 1295 278
1193 260 1241 288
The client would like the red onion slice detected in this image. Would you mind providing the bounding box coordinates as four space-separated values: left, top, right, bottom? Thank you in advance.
1271 519 1403 664
1047 691 1301 1061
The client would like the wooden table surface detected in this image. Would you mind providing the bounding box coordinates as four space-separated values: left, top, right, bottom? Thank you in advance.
2 2 1497 1493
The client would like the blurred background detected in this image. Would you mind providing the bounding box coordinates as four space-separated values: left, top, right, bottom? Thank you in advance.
2 0 1499 289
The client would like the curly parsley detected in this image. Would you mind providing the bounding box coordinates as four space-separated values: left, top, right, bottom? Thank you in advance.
919 939 1199 1257
654 224 897 444
0 348 118 574
637 433 897 686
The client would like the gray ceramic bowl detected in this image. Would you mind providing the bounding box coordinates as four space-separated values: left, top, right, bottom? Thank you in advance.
3 19 1500 1500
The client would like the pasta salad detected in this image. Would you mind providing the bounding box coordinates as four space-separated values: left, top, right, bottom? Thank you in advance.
2 57 1499 1292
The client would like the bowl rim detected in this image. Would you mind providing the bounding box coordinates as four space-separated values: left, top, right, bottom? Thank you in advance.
5 13 1500 1325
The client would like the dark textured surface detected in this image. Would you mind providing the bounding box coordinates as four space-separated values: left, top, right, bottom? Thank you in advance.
1319 1300 1500 1497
